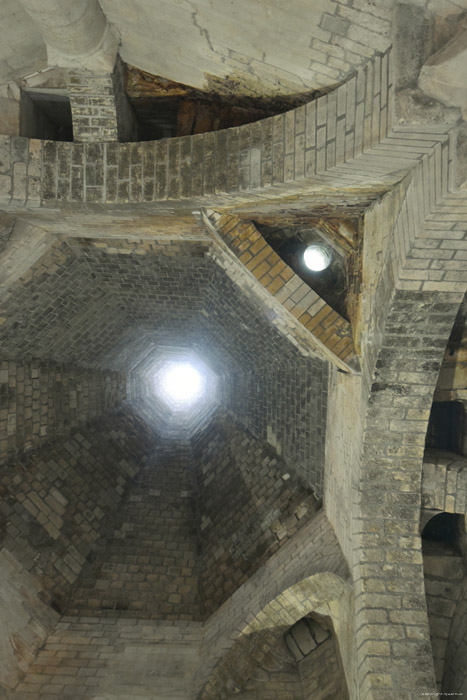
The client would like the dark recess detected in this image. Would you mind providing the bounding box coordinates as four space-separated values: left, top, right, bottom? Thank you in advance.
20 90 73 142
425 401 465 454
422 512 461 550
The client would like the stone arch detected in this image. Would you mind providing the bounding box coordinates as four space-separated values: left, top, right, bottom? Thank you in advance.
421 510 466 689
355 290 466 699
197 571 353 699
421 507 466 534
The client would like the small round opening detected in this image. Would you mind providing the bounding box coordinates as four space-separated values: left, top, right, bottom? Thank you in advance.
303 244 332 271
158 362 204 407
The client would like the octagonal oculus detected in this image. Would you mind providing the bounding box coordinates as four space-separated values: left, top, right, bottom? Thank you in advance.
151 351 217 417
157 361 205 408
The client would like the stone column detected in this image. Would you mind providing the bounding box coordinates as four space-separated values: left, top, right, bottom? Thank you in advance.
354 289 464 700
67 60 136 143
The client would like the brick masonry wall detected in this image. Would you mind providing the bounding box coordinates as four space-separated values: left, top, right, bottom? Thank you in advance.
198 510 350 698
323 181 426 568
0 405 156 613
0 548 58 691
0 50 395 209
0 238 214 371
67 61 136 144
423 548 464 688
192 414 320 616
0 358 126 465
234 640 304 700
3 506 350 699
64 440 201 621
6 618 203 699
422 450 467 514
208 237 337 367
312 85 466 698
205 211 358 370
0 43 466 700
223 359 327 495
0 236 319 376
354 290 464 700
443 577 467 695
68 72 119 142
350 115 467 698
1 49 460 229
299 636 348 699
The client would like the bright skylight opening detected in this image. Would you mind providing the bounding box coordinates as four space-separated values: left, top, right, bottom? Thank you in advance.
303 244 332 272
157 361 205 408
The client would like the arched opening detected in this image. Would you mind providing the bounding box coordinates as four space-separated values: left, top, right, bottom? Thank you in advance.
285 613 349 700
422 512 463 552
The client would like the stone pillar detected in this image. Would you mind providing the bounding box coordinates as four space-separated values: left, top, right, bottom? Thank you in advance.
354 289 464 700
67 60 136 143
17 0 136 142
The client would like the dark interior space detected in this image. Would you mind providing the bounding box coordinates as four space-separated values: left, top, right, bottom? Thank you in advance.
20 89 73 141
425 401 465 454
125 66 320 140
422 512 462 551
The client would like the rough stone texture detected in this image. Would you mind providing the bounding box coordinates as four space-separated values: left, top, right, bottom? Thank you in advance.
64 439 201 621
0 406 156 614
299 635 348 699
443 576 467 695
0 0 46 84
101 0 392 95
0 233 329 494
0 216 54 294
422 449 467 514
233 636 304 700
16 0 110 66
224 360 327 493
0 548 58 691
198 510 350 698
67 61 137 143
205 210 358 370
0 83 20 137
1 32 467 700
192 414 320 615
433 292 467 401
58 413 322 622
1 509 348 699
0 358 126 465
423 545 464 688
354 290 464 699
67 72 121 143
6 618 203 699
419 26 467 118
317 81 467 697
0 49 395 208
